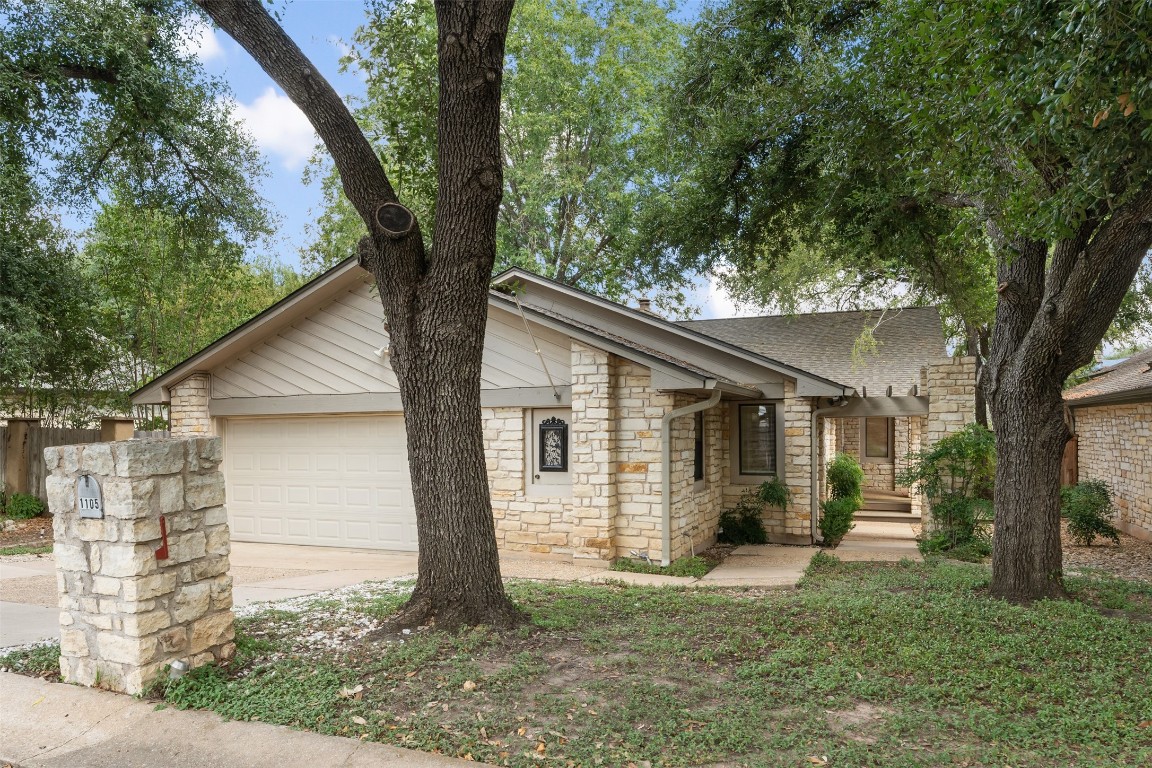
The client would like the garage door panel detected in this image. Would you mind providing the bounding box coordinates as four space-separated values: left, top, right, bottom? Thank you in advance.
223 415 416 551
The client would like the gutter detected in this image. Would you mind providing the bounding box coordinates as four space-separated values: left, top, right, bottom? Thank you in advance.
810 397 851 543
660 387 723 565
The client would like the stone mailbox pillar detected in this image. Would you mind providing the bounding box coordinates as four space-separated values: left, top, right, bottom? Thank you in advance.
44 437 235 695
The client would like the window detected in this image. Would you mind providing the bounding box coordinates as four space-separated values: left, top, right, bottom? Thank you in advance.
738 403 777 475
864 417 892 461
693 411 705 482
538 416 569 472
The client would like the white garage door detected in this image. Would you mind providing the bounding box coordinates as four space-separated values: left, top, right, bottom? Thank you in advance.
222 415 417 550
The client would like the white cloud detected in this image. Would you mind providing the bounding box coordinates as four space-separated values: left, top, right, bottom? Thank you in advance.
178 15 225 62
233 88 318 170
689 274 767 320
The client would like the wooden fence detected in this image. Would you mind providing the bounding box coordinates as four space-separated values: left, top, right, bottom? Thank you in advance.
1 422 170 502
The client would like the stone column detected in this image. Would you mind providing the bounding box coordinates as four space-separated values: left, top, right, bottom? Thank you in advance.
3 418 40 496
569 342 617 561
169 373 212 436
100 418 136 442
44 437 235 695
926 356 977 447
780 382 814 544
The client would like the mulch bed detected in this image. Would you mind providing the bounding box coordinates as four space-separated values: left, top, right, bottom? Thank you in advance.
1061 519 1152 583
0 515 52 549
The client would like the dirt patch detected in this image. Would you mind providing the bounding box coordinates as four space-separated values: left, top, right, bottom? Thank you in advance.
825 702 893 744
1061 520 1152 582
0 515 52 548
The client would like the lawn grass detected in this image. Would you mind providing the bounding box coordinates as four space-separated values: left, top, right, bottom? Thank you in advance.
0 544 52 556
6 558 1150 766
609 554 714 578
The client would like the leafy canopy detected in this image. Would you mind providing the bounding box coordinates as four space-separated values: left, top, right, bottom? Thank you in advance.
304 0 688 304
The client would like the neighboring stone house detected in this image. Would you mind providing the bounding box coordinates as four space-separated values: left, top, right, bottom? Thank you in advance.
131 259 974 565
1064 348 1152 542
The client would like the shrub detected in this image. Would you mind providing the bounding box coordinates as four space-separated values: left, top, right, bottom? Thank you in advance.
898 423 995 557
819 497 856 548
718 479 787 545
826 453 864 508
5 493 46 519
1061 480 1120 546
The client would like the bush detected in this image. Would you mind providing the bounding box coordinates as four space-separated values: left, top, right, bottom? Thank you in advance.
826 453 864 508
4 493 46 519
898 423 995 557
1061 480 1120 546
718 479 786 545
819 497 857 548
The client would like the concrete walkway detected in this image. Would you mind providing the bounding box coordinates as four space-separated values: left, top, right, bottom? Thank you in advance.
0 671 491 768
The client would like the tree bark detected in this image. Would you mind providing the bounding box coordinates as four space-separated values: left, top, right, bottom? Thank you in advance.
197 0 522 629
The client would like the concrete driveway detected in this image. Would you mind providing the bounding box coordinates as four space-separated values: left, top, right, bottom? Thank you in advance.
0 542 419 650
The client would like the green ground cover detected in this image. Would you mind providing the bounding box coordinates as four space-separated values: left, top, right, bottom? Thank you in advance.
4 557 1150 766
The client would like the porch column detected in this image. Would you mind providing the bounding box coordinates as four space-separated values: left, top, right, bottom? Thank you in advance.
169 373 212 437
926 356 977 447
781 381 814 543
569 342 617 561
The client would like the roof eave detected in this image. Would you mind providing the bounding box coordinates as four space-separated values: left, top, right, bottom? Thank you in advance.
493 267 852 393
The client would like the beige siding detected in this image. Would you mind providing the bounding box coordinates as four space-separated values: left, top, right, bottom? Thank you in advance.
211 280 572 400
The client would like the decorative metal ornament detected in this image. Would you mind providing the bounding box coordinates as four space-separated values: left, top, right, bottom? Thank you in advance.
538 416 568 472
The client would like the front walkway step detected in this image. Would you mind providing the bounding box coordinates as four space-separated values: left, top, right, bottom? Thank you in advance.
855 510 922 523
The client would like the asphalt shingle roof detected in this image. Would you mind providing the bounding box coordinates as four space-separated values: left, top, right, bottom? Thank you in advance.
1064 347 1152 405
679 307 947 394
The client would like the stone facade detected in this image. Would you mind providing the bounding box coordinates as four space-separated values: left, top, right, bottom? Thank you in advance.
169 373 212 436
1072 402 1152 541
44 437 235 695
926 357 977 446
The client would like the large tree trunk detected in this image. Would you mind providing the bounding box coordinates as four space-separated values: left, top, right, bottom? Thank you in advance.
982 190 1152 602
198 0 522 629
986 371 1068 601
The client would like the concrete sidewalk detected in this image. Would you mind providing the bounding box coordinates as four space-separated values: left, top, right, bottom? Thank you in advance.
0 671 490 768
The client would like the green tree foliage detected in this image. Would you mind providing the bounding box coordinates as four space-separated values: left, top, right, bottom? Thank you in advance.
659 0 1152 599
1 0 283 423
1 0 271 239
83 195 305 394
303 0 687 303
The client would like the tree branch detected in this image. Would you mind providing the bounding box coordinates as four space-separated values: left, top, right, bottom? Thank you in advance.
194 0 424 277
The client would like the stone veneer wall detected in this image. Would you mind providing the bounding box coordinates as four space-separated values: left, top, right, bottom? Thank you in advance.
169 373 212 436
44 437 235 695
893 415 925 516
1072 402 1152 541
926 357 977 446
485 343 730 563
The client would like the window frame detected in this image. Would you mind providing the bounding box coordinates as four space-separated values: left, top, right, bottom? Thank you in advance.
861 416 894 463
729 401 786 484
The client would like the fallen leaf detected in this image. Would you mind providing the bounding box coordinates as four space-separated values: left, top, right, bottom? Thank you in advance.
1137 720 1152 729
517 726 528 737
351 716 367 726
536 742 546 754
338 685 364 699
463 679 477 692
808 757 829 765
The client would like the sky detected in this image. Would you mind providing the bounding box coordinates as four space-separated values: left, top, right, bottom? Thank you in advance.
187 0 751 319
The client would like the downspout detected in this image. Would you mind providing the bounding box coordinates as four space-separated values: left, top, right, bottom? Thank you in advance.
661 388 723 566
810 397 850 543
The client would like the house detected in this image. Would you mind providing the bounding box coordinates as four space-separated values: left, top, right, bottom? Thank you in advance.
130 259 976 565
1064 348 1152 541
